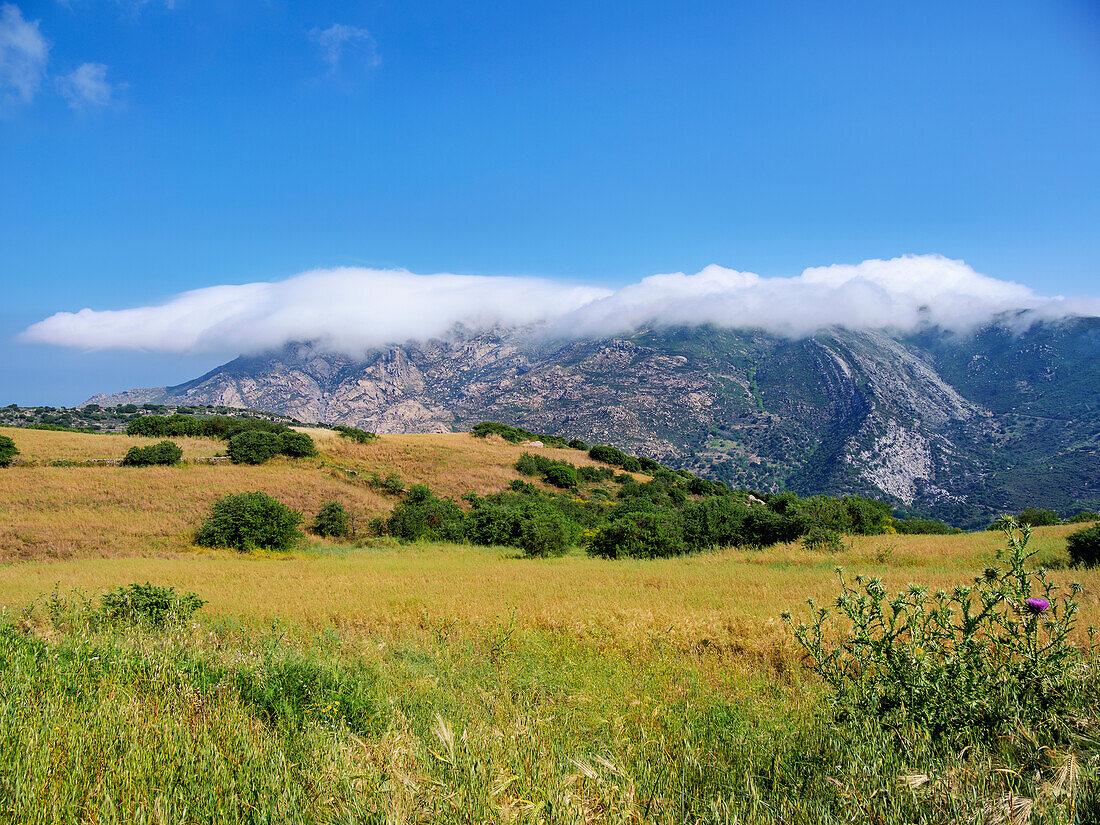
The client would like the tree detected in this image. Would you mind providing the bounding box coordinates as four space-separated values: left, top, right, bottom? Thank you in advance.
226 430 282 464
1066 524 1100 568
0 435 18 467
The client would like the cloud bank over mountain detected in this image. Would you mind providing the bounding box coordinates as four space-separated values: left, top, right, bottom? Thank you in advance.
21 255 1100 356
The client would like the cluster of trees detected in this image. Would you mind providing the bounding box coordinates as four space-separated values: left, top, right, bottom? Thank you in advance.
126 414 291 440
195 493 351 551
987 508 1100 530
126 414 316 465
381 462 897 559
470 421 579 449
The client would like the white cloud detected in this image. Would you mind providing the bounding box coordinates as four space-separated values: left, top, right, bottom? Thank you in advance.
309 23 379 71
0 3 49 107
57 62 120 110
20 256 1100 355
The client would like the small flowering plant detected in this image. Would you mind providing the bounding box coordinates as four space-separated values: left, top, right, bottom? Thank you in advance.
784 521 1096 742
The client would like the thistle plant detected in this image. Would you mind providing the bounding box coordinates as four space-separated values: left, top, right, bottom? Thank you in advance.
784 521 1096 743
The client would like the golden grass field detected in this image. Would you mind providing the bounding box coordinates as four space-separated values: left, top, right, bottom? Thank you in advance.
0 426 1096 637
0 424 226 461
1 426 1098 822
0 427 621 561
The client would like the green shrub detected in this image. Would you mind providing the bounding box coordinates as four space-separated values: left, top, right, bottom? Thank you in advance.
515 453 551 476
893 516 958 535
542 464 578 489
567 439 588 450
312 502 350 538
801 526 843 552
100 582 206 626
588 444 632 467
385 485 466 542
786 521 1089 742
1067 510 1099 524
1066 523 1100 568
519 507 570 557
1017 507 1060 526
381 473 404 494
577 465 615 483
226 430 282 464
121 440 183 467
470 421 570 447
680 496 749 549
195 492 303 552
333 425 378 444
0 434 18 467
278 431 317 458
588 509 686 559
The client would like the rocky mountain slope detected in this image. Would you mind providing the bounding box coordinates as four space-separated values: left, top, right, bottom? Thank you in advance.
87 319 1100 526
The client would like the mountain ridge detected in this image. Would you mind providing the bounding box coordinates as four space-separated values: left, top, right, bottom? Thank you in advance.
86 319 1100 526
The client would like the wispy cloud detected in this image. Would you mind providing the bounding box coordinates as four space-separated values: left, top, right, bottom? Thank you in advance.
20 256 1100 356
0 3 49 107
57 61 121 110
309 23 379 72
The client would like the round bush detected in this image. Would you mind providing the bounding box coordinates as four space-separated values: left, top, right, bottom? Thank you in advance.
1066 523 1100 568
279 431 317 458
519 508 570 557
312 501 350 538
226 430 282 464
542 464 578 489
0 434 18 467
195 492 303 552
122 440 183 467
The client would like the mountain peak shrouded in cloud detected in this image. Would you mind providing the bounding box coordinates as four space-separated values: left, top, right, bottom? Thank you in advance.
20 255 1100 357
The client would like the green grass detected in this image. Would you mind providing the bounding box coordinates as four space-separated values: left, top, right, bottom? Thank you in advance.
1 553 1097 823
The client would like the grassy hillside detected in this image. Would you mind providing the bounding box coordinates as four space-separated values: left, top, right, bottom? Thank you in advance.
0 427 620 560
0 426 1098 822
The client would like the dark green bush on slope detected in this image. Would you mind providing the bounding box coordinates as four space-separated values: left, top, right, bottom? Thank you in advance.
1067 523 1100 568
385 485 466 543
0 435 18 467
227 431 282 464
225 430 316 464
278 431 317 458
122 440 183 467
195 492 303 552
312 502 350 538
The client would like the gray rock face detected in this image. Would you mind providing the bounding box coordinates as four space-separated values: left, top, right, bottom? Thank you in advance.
88 319 1100 526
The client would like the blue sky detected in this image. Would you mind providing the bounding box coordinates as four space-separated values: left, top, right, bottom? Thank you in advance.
2 0 1099 405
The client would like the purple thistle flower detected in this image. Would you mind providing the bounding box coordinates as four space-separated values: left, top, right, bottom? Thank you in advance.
1025 597 1050 616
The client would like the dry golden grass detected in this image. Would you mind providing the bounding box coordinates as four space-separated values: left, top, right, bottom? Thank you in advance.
3 427 1096 651
0 429 624 561
0 425 225 461
0 461 390 561
2 527 1095 653
319 431 640 499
